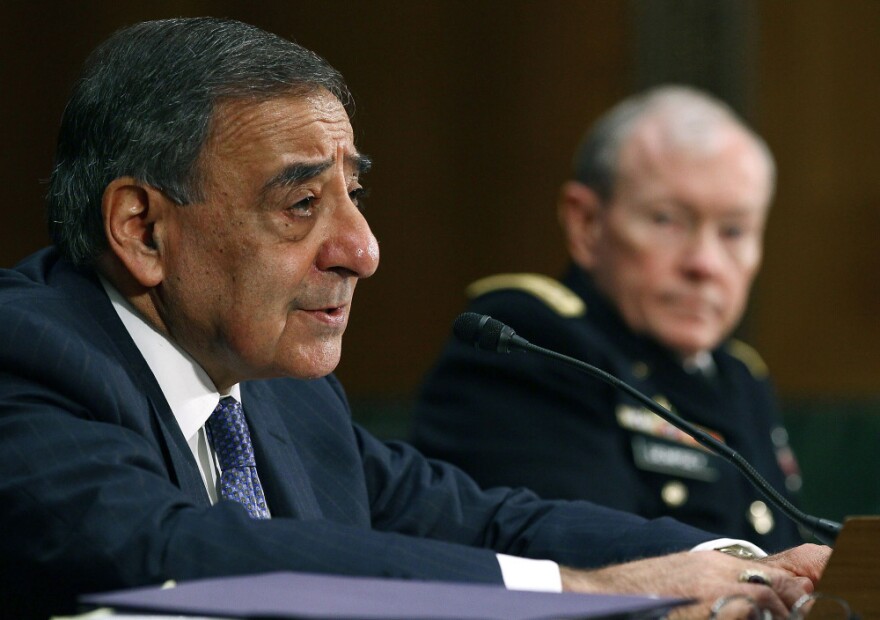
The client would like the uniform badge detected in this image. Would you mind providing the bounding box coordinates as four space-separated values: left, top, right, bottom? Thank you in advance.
617 403 724 481
631 436 720 481
771 426 802 493
616 402 724 450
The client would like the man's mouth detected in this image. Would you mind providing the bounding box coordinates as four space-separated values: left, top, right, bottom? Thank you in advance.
321 306 345 317
299 304 348 324
664 293 719 318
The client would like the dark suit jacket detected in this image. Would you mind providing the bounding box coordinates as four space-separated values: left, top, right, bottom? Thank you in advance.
0 249 714 619
412 266 802 552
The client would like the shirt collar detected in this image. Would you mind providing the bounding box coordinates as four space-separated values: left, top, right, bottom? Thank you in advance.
682 350 717 377
100 277 242 442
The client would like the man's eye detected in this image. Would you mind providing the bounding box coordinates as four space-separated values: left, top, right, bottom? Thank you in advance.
649 211 675 225
721 225 745 239
349 187 369 211
290 195 316 211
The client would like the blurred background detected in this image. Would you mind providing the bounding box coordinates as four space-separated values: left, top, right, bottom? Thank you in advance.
2 0 878 522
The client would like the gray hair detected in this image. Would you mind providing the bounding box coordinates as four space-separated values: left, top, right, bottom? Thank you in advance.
572 85 775 202
47 17 352 266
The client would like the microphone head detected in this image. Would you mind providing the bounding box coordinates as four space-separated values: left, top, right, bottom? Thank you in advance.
476 317 506 352
453 312 489 348
453 312 518 353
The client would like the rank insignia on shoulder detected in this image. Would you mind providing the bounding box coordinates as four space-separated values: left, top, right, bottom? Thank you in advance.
465 273 586 318
726 339 769 379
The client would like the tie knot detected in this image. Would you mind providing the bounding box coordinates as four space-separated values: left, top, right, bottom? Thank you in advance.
206 397 256 470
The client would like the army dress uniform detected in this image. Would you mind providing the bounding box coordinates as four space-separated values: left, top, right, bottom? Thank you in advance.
411 265 803 552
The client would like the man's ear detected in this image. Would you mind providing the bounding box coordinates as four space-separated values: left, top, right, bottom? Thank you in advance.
557 180 604 270
102 177 170 288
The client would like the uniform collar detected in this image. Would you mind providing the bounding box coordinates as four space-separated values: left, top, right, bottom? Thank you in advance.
562 264 719 374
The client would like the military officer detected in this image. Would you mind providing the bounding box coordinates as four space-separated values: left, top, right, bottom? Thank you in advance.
411 86 803 552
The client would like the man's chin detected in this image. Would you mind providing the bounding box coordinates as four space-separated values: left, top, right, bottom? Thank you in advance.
282 343 343 380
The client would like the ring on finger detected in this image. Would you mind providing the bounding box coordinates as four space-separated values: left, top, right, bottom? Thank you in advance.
738 568 772 586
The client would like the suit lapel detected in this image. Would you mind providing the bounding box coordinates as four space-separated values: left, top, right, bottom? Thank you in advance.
242 382 322 520
55 261 211 508
147 391 213 507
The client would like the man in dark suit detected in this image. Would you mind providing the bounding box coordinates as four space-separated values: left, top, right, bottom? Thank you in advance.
412 87 802 551
0 18 825 620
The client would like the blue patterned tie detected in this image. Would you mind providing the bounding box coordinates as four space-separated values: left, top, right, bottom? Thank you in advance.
205 397 271 519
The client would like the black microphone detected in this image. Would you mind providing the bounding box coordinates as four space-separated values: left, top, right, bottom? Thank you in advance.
453 312 842 546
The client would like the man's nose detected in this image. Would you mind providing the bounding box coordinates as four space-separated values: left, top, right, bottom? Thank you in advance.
680 226 725 278
317 188 380 279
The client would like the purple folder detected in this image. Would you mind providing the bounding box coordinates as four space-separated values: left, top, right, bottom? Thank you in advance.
82 571 689 619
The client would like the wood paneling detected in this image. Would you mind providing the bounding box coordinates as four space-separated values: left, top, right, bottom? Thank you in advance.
5 1 877 401
753 0 880 397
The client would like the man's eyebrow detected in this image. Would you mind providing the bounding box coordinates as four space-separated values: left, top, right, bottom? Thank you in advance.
352 153 372 175
263 161 332 192
263 153 372 192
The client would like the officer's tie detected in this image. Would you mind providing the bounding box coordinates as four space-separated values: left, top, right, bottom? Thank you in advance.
205 396 271 519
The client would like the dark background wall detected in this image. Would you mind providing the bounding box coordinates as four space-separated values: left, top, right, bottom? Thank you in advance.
2 0 878 521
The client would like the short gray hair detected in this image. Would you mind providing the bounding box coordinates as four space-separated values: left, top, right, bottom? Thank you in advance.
571 85 775 202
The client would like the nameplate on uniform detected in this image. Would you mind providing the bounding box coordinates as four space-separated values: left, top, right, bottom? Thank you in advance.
631 436 720 481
